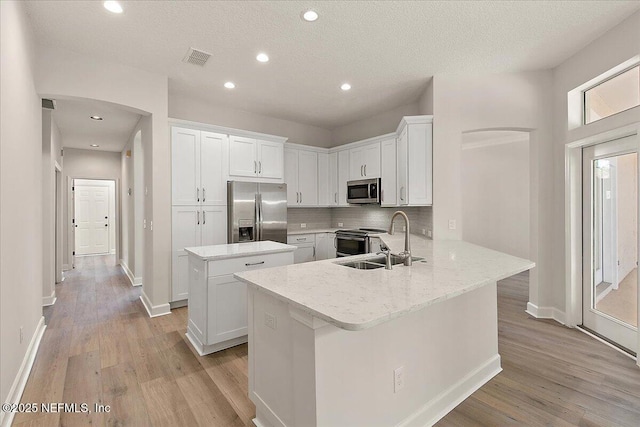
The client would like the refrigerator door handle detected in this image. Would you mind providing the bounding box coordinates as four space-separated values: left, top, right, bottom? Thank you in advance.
255 194 260 241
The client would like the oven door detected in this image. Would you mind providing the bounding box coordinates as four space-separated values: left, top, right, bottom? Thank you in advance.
336 235 369 257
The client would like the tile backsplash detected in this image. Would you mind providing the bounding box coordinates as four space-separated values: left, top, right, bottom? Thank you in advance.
288 206 432 238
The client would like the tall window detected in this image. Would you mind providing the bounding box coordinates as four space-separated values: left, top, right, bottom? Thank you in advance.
584 65 640 124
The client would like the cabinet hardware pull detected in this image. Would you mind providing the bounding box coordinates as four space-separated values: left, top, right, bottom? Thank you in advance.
296 192 299 203
197 211 200 225
202 188 205 202
381 189 384 202
334 192 337 203
300 192 302 203
364 165 367 176
297 238 306 241
203 211 206 224
197 187 200 202
313 246 316 257
254 160 257 174
245 261 265 266
361 165 363 176
400 187 405 201
259 161 262 174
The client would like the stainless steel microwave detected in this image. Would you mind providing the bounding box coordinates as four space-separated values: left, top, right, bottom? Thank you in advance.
347 178 381 204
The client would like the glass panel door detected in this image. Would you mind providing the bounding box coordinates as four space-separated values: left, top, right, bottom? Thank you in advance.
583 135 638 354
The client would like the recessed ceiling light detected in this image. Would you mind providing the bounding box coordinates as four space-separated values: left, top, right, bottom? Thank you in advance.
103 1 123 14
224 82 236 89
90 115 103 121
302 10 319 22
90 144 100 147
256 53 269 63
340 83 352 91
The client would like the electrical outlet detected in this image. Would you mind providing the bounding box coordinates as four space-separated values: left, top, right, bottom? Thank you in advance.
143 219 147 229
421 228 426 235
394 366 405 393
19 326 23 344
301 223 307 228
338 222 344 227
427 230 432 238
150 221 153 231
448 219 456 230
265 312 277 330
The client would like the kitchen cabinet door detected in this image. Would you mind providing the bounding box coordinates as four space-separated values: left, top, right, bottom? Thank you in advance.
297 150 318 206
406 122 433 205
172 206 201 302
284 148 299 205
229 136 258 177
200 131 227 206
317 152 330 206
201 206 227 246
381 138 397 206
329 152 338 206
349 146 366 180
397 126 408 205
258 140 284 179
172 127 200 205
362 142 381 178
207 275 248 343
315 233 328 260
338 149 350 206
293 243 315 264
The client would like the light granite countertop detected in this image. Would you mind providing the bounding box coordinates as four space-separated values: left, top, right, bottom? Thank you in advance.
287 228 339 235
234 234 534 331
185 241 296 261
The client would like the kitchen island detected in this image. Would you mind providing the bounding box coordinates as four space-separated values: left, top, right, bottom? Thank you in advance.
184 241 295 356
234 234 534 427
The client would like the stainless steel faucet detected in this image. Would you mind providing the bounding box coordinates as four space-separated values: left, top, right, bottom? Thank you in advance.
389 211 412 266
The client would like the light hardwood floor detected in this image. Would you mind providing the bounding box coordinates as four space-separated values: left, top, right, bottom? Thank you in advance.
15 256 640 426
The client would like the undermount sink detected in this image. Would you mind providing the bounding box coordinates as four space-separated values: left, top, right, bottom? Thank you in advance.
337 255 426 270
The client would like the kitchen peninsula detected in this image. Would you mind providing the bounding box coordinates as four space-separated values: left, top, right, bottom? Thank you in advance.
235 233 534 427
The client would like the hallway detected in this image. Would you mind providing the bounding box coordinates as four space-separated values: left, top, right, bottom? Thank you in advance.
13 257 640 426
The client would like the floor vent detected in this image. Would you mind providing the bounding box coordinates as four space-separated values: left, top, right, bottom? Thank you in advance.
183 48 211 66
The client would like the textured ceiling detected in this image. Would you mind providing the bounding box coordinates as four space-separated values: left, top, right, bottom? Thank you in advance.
52 98 141 152
25 1 640 129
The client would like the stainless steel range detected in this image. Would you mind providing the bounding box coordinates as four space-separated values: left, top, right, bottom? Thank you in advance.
335 228 387 257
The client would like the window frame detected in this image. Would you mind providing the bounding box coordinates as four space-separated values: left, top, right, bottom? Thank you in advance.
582 64 640 125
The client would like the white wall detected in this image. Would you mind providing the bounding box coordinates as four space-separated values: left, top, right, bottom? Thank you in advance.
41 110 63 304
552 10 640 316
429 70 554 315
170 92 332 148
35 45 170 314
461 134 530 259
62 149 121 264
330 102 420 146
0 0 44 418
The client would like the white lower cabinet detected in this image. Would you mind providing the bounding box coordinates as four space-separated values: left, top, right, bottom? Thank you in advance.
315 232 337 260
287 234 316 263
186 251 294 355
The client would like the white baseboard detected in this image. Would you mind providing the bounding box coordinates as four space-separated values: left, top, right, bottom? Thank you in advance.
139 291 171 318
42 291 57 307
398 354 502 427
120 260 142 287
526 302 566 325
0 317 46 427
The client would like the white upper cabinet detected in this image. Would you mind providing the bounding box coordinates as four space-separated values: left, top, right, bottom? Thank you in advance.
200 131 227 206
172 127 201 205
328 152 338 206
349 141 381 180
396 116 433 206
172 127 228 206
317 152 331 206
338 149 350 206
257 140 284 179
229 136 284 180
381 137 397 207
285 147 318 207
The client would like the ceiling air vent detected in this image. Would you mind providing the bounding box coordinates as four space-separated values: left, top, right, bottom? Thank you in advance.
183 47 211 66
42 98 56 110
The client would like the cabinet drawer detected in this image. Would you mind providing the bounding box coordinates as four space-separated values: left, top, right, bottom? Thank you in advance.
208 252 291 277
287 234 315 244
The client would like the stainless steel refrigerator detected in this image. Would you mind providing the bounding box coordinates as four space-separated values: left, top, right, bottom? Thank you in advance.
227 181 287 244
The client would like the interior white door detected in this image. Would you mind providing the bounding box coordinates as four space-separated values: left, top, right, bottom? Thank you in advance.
582 135 639 354
75 185 109 255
